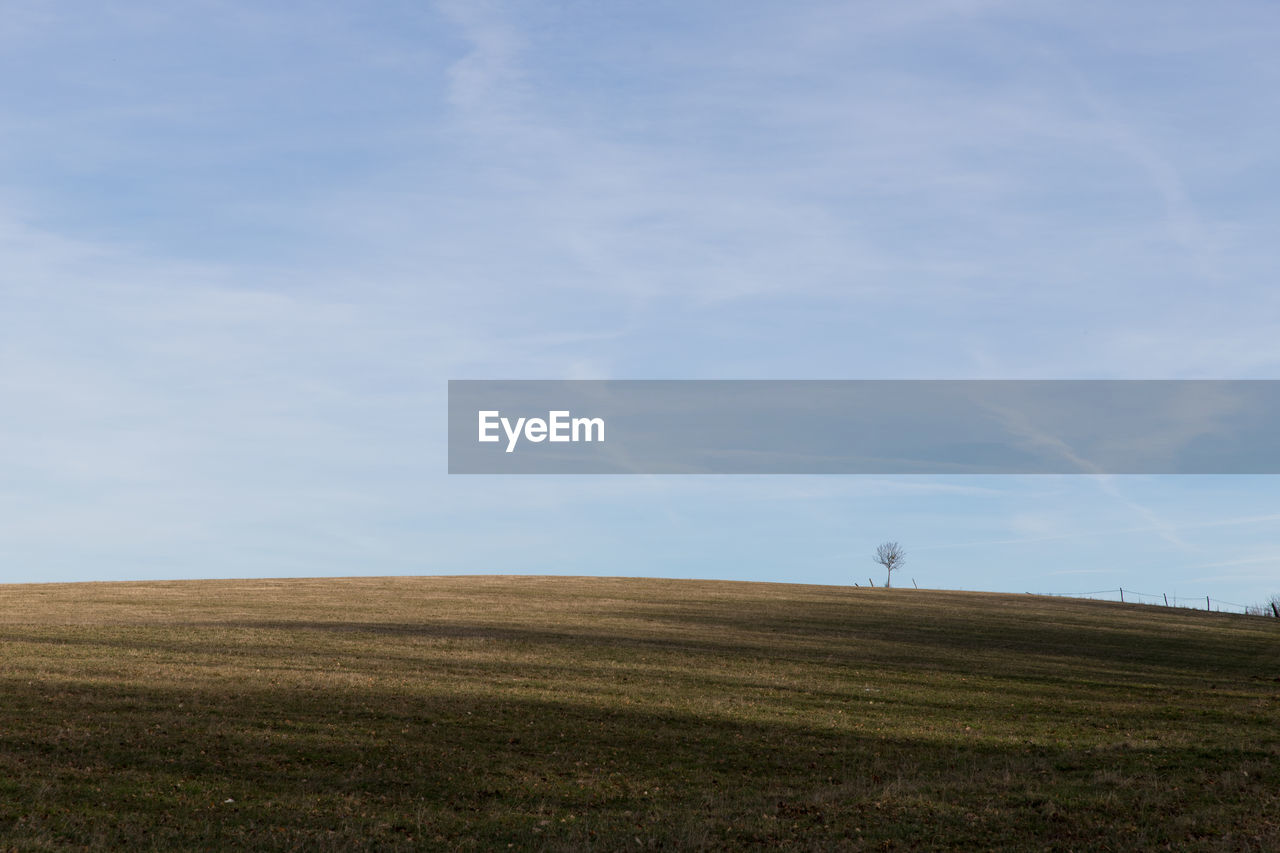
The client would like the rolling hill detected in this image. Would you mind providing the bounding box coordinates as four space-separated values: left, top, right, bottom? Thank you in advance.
0 576 1276 850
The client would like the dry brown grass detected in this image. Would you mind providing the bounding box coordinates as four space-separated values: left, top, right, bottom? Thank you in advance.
0 575 1277 850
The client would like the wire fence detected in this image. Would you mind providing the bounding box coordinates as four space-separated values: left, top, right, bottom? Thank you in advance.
1028 587 1272 616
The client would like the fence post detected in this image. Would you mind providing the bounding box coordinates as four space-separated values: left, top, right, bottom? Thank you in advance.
869 578 875 588
913 578 918 589
1119 588 1124 603
1272 601 1279 619
1163 593 1168 606
1207 595 1211 611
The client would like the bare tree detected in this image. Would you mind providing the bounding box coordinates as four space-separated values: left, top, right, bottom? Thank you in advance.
1246 594 1280 617
873 541 905 588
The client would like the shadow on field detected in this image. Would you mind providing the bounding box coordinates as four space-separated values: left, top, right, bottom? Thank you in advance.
8 601 1275 683
2 582 1278 850
1 668 1277 851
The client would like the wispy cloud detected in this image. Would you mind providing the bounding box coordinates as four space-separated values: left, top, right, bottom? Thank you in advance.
3 1 1279 601
437 0 526 115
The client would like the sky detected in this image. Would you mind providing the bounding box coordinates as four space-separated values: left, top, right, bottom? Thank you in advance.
2 0 1278 609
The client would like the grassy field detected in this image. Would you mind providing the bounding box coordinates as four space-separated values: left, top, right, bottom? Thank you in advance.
0 576 1276 851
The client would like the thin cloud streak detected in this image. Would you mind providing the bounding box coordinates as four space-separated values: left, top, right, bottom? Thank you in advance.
1 1 1278 602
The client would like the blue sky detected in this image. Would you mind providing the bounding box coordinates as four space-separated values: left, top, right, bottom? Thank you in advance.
2 1 1278 608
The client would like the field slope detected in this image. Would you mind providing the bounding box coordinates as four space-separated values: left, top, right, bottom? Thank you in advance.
0 576 1277 850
